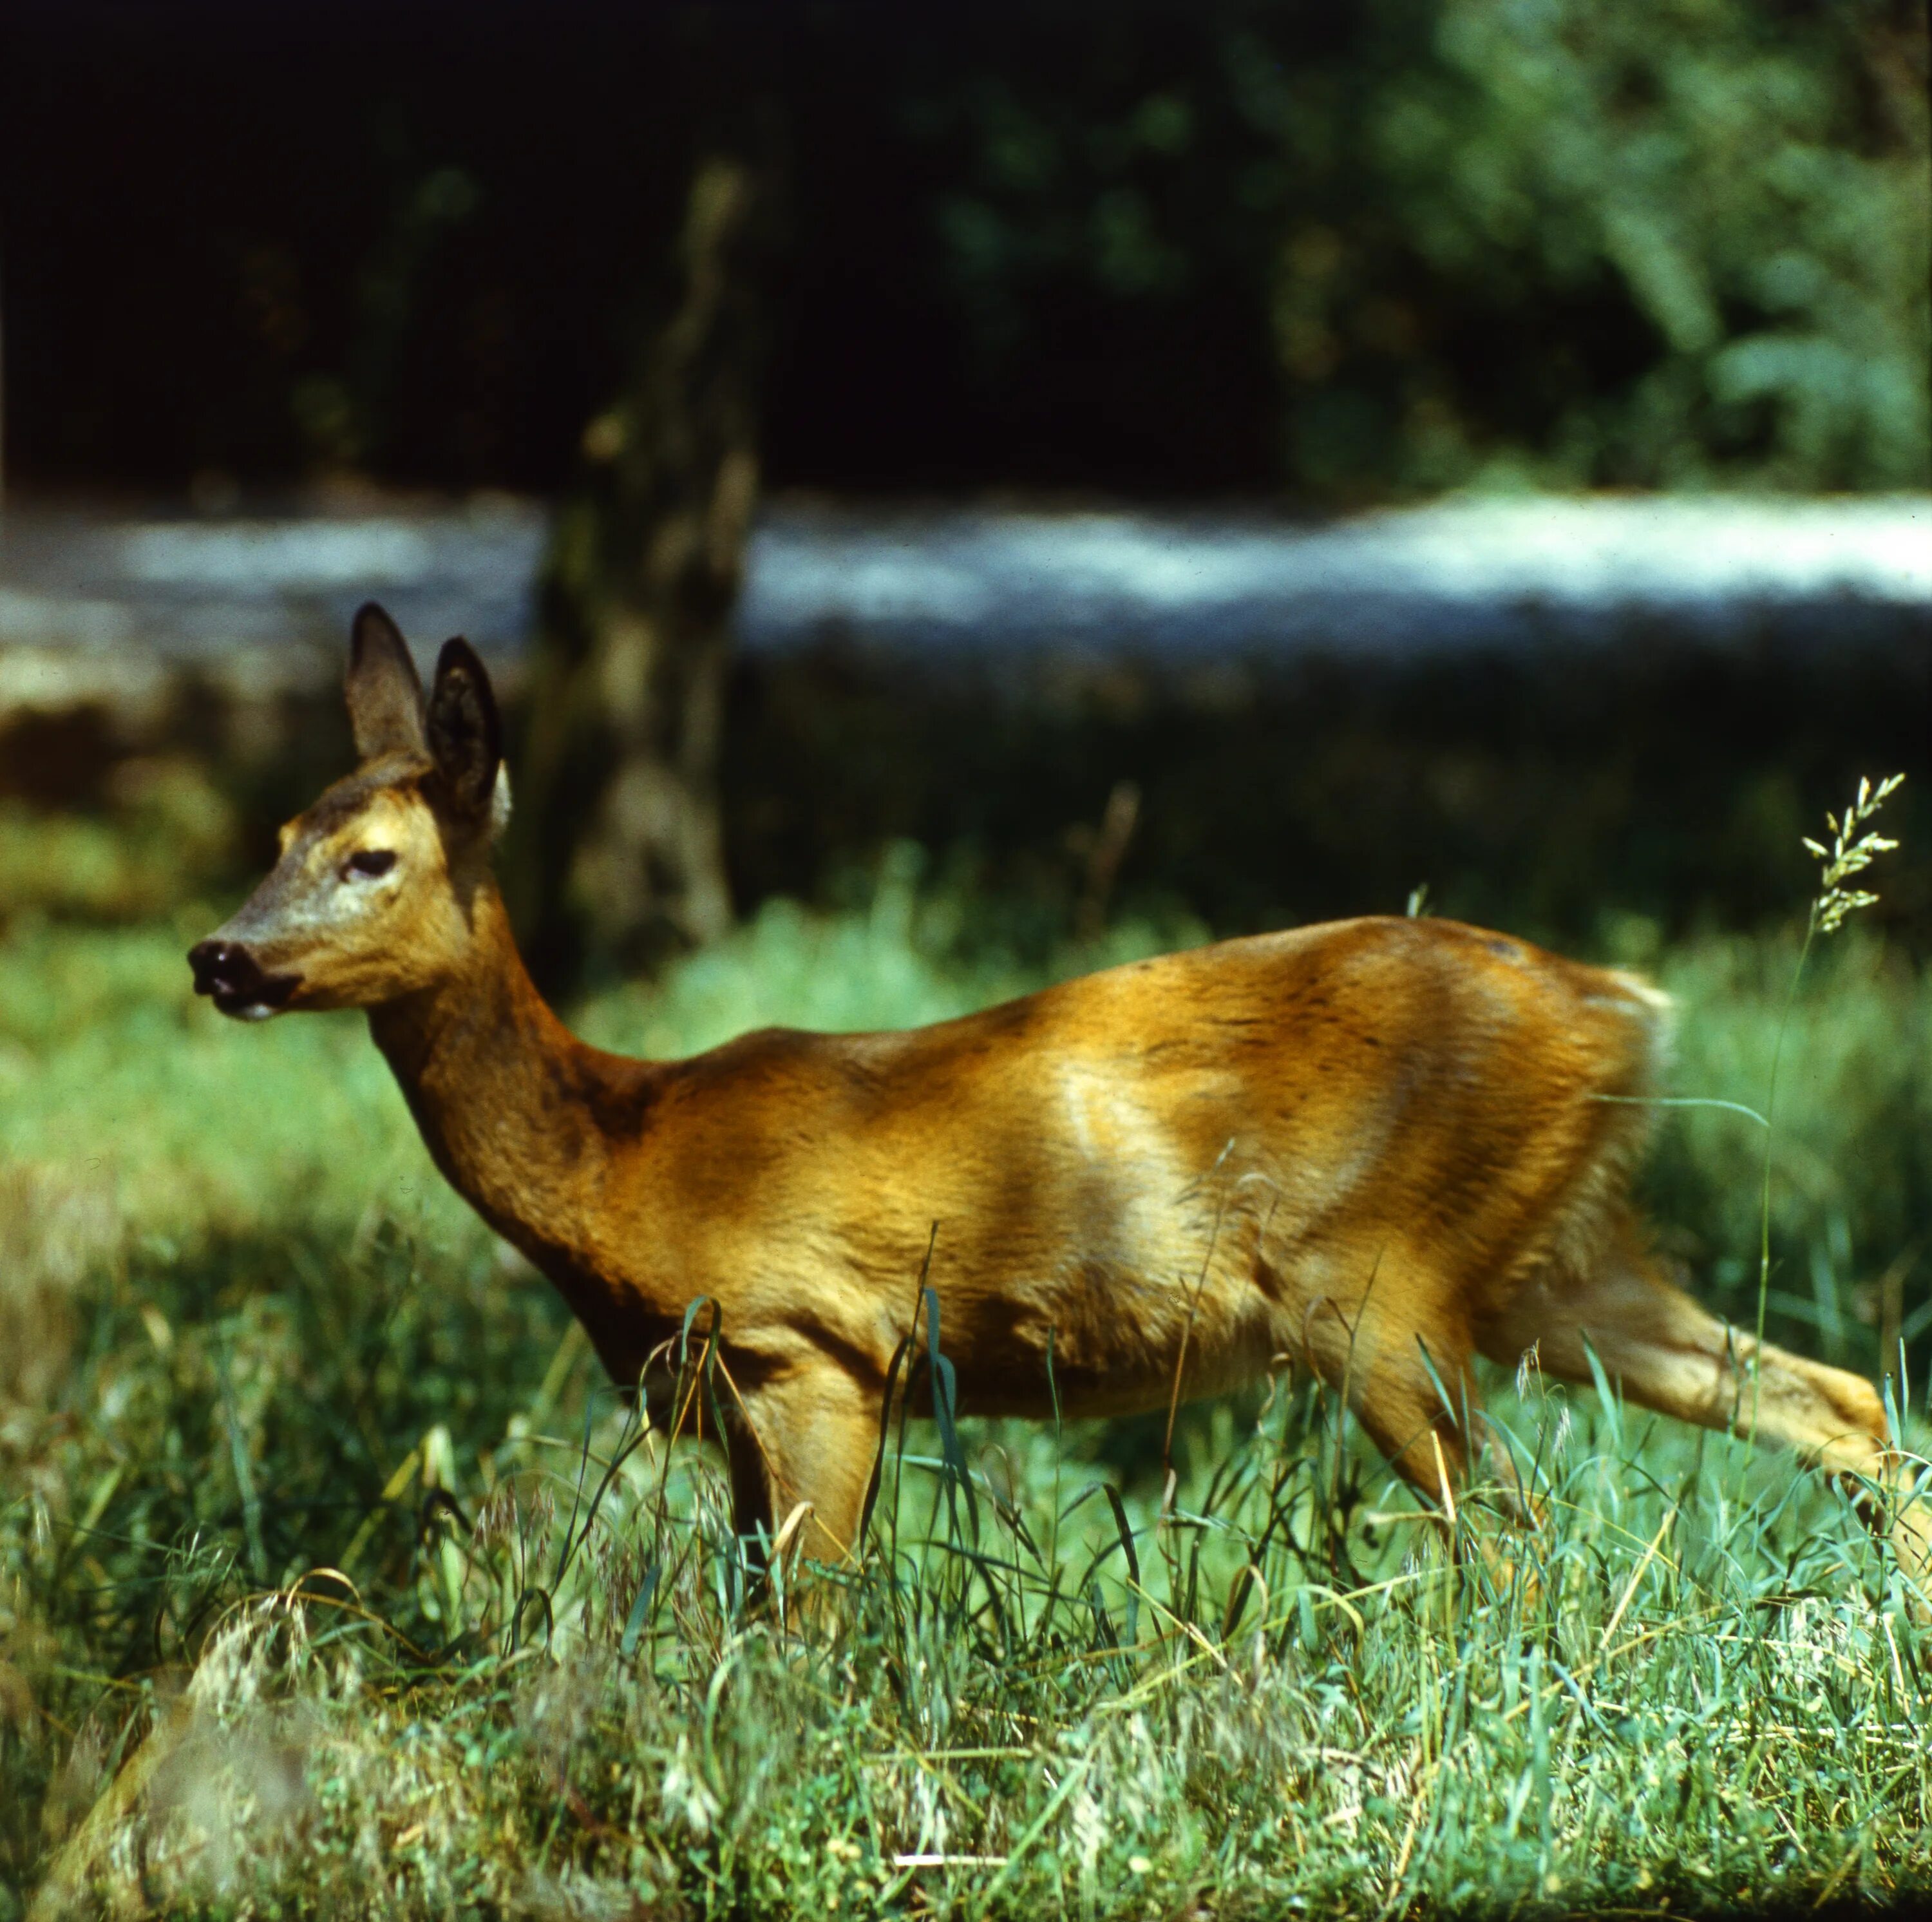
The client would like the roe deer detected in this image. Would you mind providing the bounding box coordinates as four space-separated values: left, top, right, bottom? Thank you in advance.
188 605 1929 1586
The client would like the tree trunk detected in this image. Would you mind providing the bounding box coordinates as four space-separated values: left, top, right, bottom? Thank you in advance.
515 153 772 984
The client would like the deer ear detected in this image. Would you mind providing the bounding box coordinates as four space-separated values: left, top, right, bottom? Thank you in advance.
346 604 426 759
425 638 502 821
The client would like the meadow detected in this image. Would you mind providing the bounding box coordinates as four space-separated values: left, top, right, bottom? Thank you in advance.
5 825 1932 1918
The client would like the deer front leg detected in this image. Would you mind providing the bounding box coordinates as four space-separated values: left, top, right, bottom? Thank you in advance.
1295 1289 1532 1591
732 1362 883 1572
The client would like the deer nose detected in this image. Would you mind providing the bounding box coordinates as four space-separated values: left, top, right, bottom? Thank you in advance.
188 938 263 998
188 937 300 1016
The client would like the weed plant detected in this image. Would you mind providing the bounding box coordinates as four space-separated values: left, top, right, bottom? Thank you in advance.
4 853 1932 1916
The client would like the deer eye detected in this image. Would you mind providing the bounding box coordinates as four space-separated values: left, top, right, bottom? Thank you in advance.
346 849 397 880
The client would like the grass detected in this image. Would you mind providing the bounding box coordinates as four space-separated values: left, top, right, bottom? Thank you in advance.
5 856 1932 1917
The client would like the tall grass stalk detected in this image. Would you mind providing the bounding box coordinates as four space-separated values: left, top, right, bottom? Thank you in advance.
1749 774 1905 1451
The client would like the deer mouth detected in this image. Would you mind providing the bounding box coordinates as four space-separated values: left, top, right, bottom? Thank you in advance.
187 940 302 1020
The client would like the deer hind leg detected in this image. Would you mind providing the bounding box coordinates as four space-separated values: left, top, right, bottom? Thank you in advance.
1477 1219 1932 1594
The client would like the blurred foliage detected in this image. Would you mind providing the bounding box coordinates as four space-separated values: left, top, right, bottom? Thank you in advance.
0 763 236 928
918 0 1930 497
1345 0 1931 491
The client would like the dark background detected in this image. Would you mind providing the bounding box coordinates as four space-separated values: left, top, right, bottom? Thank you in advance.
8 0 1924 504
5 1 1283 498
1 0 1927 955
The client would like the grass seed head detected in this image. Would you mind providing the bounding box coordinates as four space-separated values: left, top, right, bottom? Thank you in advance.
1805 772 1904 936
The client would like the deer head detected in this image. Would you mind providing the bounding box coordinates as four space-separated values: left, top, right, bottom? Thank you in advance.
188 604 511 1018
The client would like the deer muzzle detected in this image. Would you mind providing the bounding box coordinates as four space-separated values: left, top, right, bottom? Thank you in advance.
187 939 301 1020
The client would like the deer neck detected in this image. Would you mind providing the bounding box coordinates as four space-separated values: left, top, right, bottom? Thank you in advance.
366 880 635 1275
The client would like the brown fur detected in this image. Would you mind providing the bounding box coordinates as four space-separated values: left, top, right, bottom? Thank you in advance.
189 611 1930 1587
